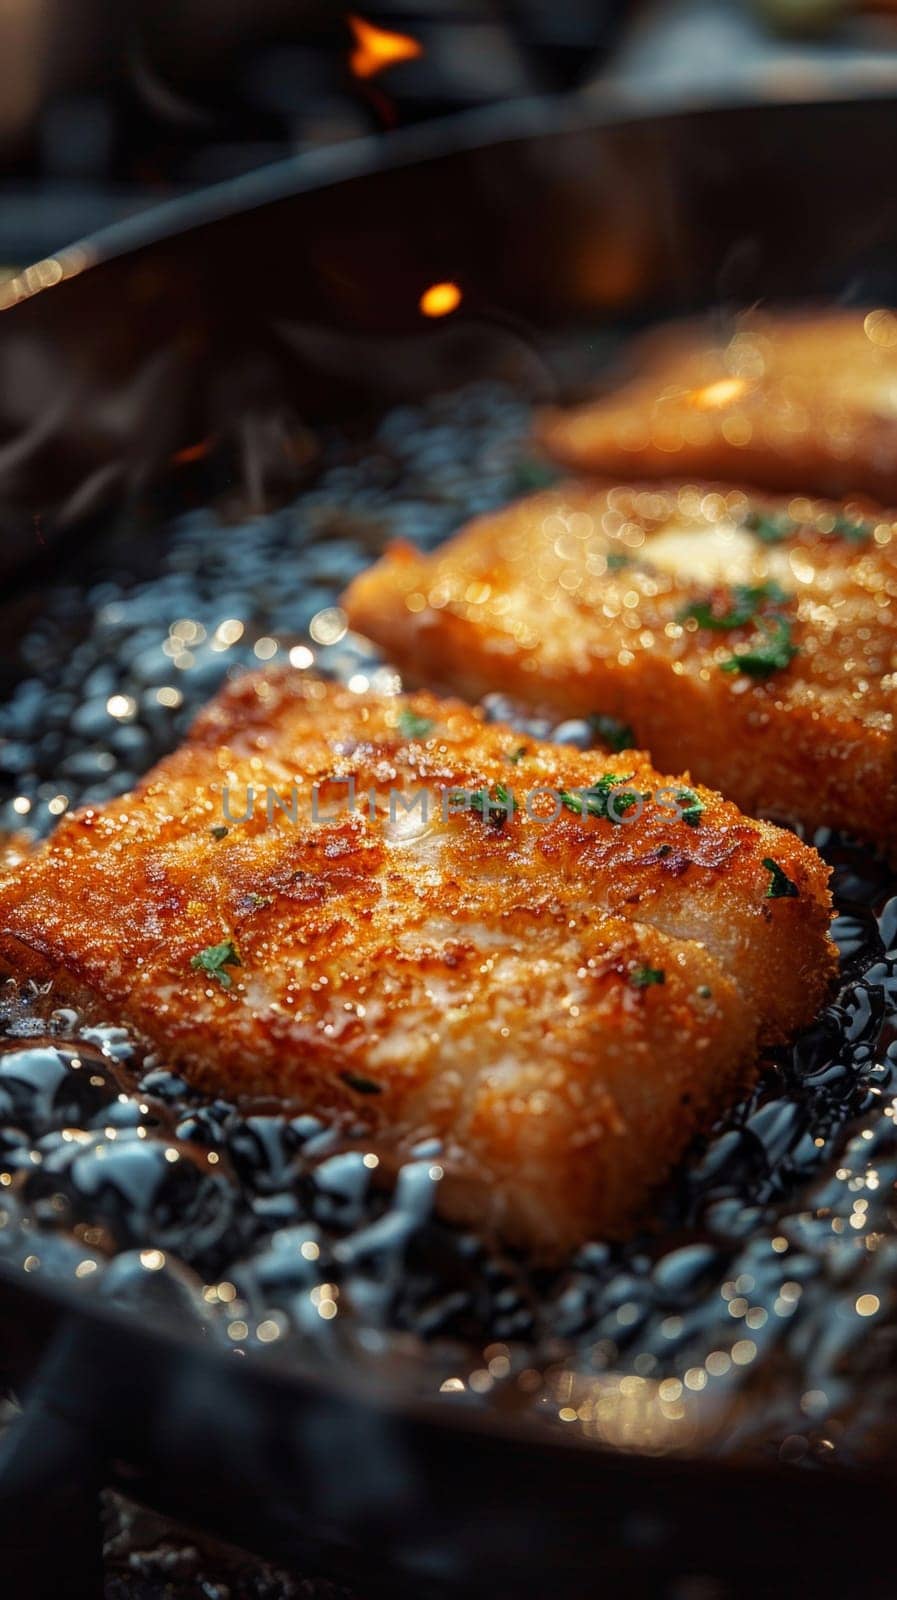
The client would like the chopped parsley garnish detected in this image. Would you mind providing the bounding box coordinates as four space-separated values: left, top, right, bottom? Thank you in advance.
506 745 528 765
605 551 631 570
240 892 272 913
743 508 796 545
630 965 665 989
588 712 636 752
454 783 517 827
340 1070 382 1095
720 617 799 678
397 709 434 740
680 580 789 632
762 858 799 899
190 938 242 989
746 503 871 546
209 824 229 840
831 511 872 543
559 772 644 824
680 578 798 678
674 787 706 827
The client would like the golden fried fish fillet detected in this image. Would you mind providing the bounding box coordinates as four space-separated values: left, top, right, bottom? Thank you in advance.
342 481 897 856
539 308 897 501
0 672 835 1252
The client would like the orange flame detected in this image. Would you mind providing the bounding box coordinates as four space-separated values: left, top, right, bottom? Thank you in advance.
689 377 749 411
173 438 212 465
419 281 462 318
348 13 423 79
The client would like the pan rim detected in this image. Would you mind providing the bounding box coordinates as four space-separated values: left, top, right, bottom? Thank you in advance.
11 89 897 294
2 86 896 1488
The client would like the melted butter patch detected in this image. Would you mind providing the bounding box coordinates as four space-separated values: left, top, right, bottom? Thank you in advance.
642 522 794 592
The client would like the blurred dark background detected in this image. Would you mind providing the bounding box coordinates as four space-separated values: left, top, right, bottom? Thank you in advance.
0 1 628 261
4 0 897 265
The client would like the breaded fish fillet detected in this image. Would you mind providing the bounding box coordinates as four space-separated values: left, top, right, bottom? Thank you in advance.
539 308 897 501
343 481 897 856
0 672 835 1251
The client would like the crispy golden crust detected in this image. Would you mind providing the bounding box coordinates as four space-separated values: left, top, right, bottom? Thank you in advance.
0 672 835 1252
538 308 897 501
343 481 897 855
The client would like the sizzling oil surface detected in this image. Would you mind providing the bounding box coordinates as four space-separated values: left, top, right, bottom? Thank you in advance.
0 379 895 1464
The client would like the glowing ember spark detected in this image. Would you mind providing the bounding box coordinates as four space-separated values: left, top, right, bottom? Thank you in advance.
347 14 423 79
419 281 462 318
173 438 212 465
689 377 749 410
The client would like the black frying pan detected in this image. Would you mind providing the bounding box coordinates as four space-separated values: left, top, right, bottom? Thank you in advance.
4 90 897 567
1 92 897 1600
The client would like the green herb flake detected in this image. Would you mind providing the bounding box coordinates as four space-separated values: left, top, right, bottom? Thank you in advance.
631 965 665 990
451 783 517 828
761 857 799 900
397 709 434 740
605 551 631 571
743 508 796 545
340 1070 383 1095
190 938 242 989
506 745 529 766
559 772 644 824
240 892 272 913
471 783 516 827
209 825 229 840
680 579 790 632
588 712 636 753
720 618 799 678
831 511 872 544
675 787 706 827
697 984 712 999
